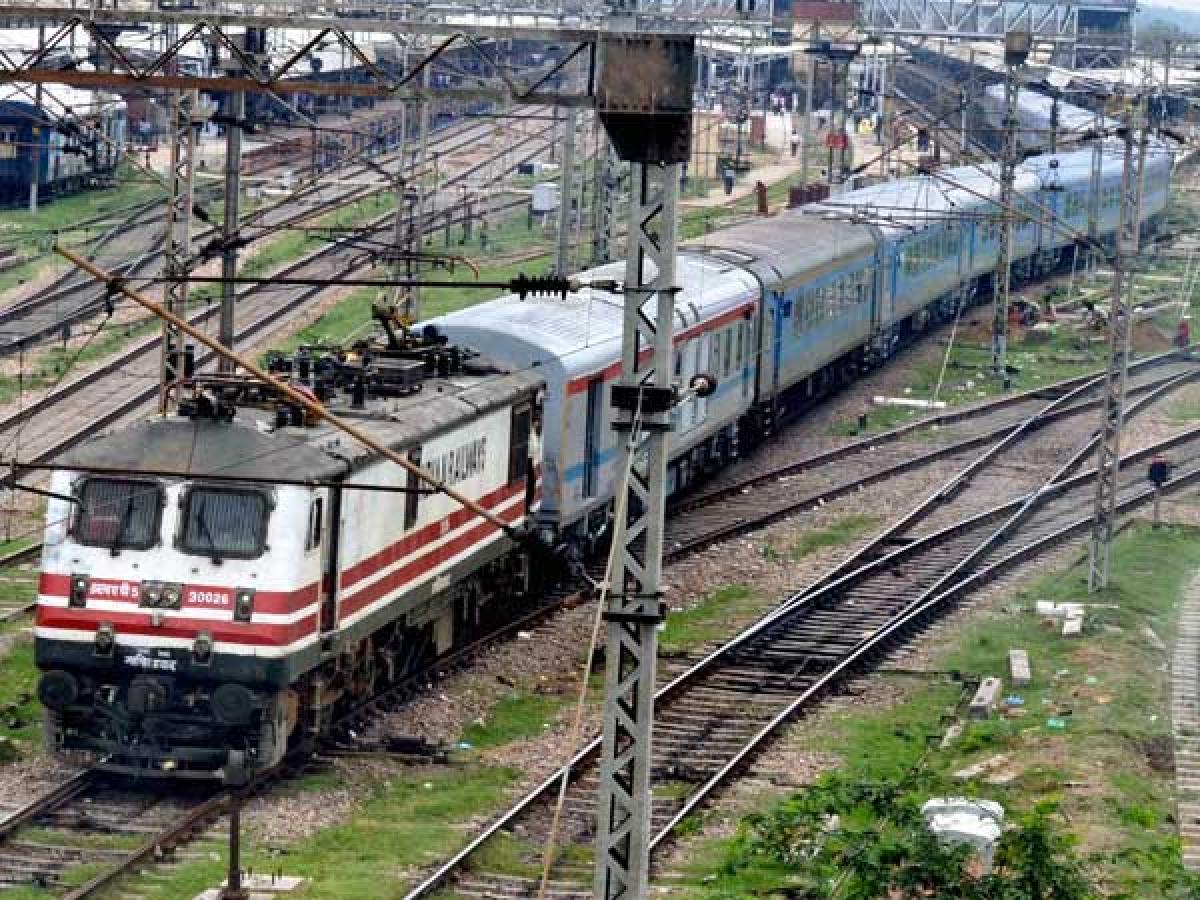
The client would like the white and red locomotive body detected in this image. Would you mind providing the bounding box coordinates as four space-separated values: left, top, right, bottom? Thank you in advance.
35 365 543 778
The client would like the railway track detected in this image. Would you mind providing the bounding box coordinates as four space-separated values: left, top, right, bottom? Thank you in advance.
399 362 1200 900
665 354 1197 558
0 106 551 353
0 362 1193 897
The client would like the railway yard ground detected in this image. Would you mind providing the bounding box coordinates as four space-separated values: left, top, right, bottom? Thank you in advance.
1 127 1200 900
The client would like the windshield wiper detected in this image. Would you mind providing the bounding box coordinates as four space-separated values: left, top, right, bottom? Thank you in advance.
195 498 222 564
110 497 135 557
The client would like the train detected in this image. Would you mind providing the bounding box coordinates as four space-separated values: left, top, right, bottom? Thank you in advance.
33 140 1173 780
0 84 126 206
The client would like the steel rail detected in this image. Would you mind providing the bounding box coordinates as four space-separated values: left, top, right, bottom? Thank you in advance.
0 769 96 842
671 348 1194 517
665 362 1198 559
0 107 550 352
650 427 1200 852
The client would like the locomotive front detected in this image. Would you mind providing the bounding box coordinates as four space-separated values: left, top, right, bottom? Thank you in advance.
33 417 336 780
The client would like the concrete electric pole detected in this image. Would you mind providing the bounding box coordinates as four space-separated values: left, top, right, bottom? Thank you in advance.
990 30 1030 379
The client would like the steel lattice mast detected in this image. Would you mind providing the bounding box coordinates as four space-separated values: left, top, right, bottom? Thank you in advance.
1088 97 1149 592
594 159 680 900
159 88 197 410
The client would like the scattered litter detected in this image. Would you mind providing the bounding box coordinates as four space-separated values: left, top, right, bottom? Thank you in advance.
922 798 1005 872
1085 675 1098 686
1005 695 1025 707
423 782 435 789
872 395 947 410
940 723 964 749
517 631 534 640
1063 612 1084 637
456 741 473 751
953 754 1009 781
1143 625 1167 650
1055 668 1070 678
984 769 1020 785
1046 717 1068 730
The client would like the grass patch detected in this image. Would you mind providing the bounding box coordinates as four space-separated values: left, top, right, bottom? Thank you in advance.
660 585 762 657
0 166 163 299
20 827 146 852
790 514 881 560
0 640 41 753
93 766 521 900
668 523 1200 897
460 693 567 749
830 331 1105 436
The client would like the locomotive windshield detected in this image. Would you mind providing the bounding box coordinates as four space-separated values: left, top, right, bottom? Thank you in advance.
75 478 162 551
181 487 268 560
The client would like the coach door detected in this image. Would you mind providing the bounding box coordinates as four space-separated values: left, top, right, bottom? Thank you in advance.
320 484 342 634
583 378 603 499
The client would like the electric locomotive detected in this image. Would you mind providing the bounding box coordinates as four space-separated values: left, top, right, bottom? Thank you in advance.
35 330 544 779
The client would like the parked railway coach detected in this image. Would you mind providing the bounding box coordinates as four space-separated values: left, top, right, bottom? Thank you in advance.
0 84 126 206
35 351 545 779
429 143 1173 547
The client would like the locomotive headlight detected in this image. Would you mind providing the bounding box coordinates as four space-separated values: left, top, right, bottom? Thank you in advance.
162 587 181 609
233 589 255 623
69 575 90 608
142 586 161 608
94 623 115 658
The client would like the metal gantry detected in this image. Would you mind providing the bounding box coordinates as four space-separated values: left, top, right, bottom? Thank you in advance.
595 160 680 900
859 0 1134 68
1088 99 1148 592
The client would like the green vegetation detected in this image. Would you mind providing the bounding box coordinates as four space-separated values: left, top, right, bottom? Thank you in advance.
790 514 881 560
0 640 40 753
831 331 1106 436
666 524 1200 897
460 693 567 749
0 165 164 298
37 765 525 900
471 832 592 883
660 584 762 657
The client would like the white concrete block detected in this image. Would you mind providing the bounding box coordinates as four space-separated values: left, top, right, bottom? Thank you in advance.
969 676 1003 719
1009 649 1032 687
1063 611 1084 637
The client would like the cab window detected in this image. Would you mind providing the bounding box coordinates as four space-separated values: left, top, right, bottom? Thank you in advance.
76 478 162 551
181 487 268 560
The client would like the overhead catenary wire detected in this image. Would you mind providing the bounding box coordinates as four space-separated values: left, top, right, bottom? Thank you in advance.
53 244 522 538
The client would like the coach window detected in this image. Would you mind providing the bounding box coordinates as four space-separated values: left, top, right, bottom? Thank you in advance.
181 487 268 560
76 478 163 552
722 330 733 377
509 404 532 483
